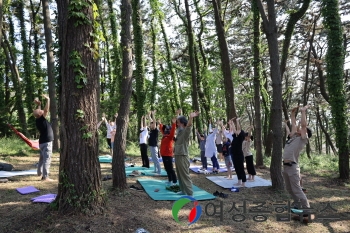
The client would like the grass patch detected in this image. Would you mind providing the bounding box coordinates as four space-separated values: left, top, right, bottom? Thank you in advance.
0 136 38 158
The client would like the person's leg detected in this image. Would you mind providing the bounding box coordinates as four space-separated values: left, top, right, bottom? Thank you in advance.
175 155 193 196
175 155 184 192
201 151 207 169
162 156 172 182
164 156 177 184
288 165 310 208
245 155 256 180
110 142 114 156
150 146 161 173
212 156 219 170
224 156 233 179
140 144 149 168
107 138 111 149
37 145 44 177
41 142 52 180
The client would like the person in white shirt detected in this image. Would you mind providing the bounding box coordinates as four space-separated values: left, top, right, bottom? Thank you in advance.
140 115 149 168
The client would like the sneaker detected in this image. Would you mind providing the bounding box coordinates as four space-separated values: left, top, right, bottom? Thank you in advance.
199 167 206 171
219 192 228 198
213 190 220 196
130 185 143 191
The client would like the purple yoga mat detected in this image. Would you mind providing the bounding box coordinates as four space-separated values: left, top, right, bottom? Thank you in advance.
31 194 56 203
16 186 40 195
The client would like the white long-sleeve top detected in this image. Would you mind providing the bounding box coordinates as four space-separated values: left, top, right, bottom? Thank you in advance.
139 127 149 144
106 122 116 139
205 128 217 158
242 140 252 157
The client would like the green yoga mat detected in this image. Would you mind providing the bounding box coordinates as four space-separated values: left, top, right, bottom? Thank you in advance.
126 167 167 177
137 179 216 201
99 155 112 163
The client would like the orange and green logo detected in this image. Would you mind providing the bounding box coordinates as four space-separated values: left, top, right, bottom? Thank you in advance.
172 196 202 225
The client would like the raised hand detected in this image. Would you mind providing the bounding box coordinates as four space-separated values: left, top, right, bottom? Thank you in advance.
42 94 49 99
190 111 200 118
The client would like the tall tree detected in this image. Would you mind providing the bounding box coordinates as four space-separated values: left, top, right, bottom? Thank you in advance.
56 0 104 213
42 0 59 151
132 0 146 126
212 0 237 119
256 0 284 190
14 0 34 112
112 0 133 189
252 0 263 167
322 0 349 179
184 0 200 117
2 30 28 135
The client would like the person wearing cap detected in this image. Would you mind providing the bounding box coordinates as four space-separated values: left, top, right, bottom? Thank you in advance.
174 109 200 196
282 105 312 209
159 117 177 186
33 94 54 181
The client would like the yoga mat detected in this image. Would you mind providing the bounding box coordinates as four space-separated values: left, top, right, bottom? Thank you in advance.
31 194 56 203
99 155 112 163
190 165 231 174
16 186 40 195
0 169 37 178
149 157 175 163
137 179 216 201
126 166 167 177
192 157 226 166
206 175 272 188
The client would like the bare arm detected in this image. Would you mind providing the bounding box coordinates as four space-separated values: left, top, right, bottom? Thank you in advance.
140 115 144 128
187 111 200 127
290 107 298 136
284 120 291 137
42 94 50 118
299 105 309 139
235 117 242 136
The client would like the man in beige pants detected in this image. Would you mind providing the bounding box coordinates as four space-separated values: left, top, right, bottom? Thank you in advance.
282 105 312 209
174 110 200 197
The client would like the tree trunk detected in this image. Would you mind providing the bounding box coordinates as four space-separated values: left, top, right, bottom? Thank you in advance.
2 31 28 135
42 0 60 151
132 0 146 128
257 0 284 190
184 0 200 115
112 0 133 190
212 0 237 119
322 0 349 179
252 0 263 167
56 0 104 213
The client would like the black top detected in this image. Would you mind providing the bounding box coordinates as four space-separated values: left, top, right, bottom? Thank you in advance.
230 130 245 157
148 128 159 147
36 115 54 144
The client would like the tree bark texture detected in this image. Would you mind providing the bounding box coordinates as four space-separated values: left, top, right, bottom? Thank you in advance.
212 0 237 119
112 0 133 189
56 0 103 213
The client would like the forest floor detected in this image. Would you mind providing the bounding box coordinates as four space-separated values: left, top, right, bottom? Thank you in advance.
1 152 350 233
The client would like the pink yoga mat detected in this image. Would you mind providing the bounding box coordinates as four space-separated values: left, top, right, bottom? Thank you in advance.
16 186 40 195
31 194 56 203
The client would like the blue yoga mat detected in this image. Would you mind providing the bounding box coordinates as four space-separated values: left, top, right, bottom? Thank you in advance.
137 179 216 201
99 155 112 163
126 166 167 177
